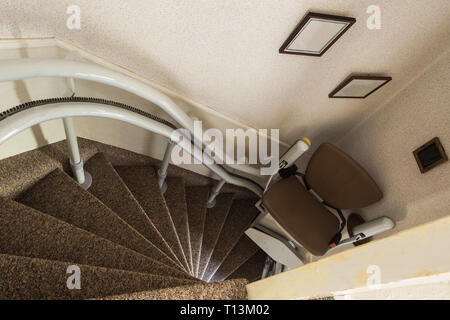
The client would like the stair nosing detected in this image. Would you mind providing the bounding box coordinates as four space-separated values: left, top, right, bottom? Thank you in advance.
202 198 259 282
198 193 235 280
85 154 187 272
17 168 189 274
1 198 197 281
114 165 192 274
164 176 195 274
209 235 261 282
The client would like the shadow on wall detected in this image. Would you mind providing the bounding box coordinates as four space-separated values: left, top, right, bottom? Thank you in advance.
12 36 49 148
336 49 450 240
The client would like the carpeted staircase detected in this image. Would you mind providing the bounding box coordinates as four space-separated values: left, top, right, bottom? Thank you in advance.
0 138 267 300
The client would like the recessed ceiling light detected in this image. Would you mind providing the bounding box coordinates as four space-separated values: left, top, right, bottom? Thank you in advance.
329 75 392 99
279 12 356 57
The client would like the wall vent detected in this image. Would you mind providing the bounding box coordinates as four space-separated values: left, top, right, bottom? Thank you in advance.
413 137 448 173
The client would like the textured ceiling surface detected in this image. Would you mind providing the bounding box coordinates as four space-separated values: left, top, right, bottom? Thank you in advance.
1 0 450 145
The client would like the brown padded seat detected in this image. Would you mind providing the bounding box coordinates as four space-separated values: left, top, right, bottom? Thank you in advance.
305 143 382 209
262 142 383 256
262 176 340 256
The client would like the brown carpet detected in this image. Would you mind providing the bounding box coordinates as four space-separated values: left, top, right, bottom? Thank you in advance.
198 193 234 280
85 153 183 269
164 177 193 274
115 166 190 272
0 254 194 300
202 198 260 282
0 137 256 199
99 279 249 300
227 250 268 282
0 138 267 299
16 168 185 272
210 234 261 282
0 140 96 199
0 198 194 280
185 186 210 277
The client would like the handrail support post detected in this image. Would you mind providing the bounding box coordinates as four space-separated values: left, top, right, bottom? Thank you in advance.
62 117 92 189
206 179 226 208
157 140 175 194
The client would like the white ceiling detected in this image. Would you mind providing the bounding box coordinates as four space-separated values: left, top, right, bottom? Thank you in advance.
1 0 450 146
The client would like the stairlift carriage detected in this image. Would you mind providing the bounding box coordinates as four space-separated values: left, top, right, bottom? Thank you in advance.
246 139 395 272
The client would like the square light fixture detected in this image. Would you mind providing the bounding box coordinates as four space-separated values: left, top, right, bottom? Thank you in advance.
279 12 356 56
328 75 392 99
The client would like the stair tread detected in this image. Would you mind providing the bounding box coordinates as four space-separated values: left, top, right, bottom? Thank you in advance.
99 278 249 300
0 198 194 280
210 234 261 282
115 166 191 273
0 139 98 199
202 198 259 282
164 177 193 274
0 253 195 300
0 137 264 299
227 250 268 283
0 137 256 201
198 193 234 279
185 186 210 277
85 153 182 269
16 168 185 272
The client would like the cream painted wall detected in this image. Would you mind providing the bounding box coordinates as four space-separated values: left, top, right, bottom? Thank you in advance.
333 273 450 300
337 49 450 237
2 1 450 149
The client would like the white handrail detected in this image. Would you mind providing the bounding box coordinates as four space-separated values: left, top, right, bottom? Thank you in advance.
0 58 262 177
0 102 263 197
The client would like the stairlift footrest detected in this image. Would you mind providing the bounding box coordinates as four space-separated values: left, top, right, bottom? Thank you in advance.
245 227 304 270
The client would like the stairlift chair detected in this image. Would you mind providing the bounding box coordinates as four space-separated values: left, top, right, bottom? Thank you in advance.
246 141 395 271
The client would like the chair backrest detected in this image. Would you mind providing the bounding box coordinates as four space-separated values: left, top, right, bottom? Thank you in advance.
305 143 382 209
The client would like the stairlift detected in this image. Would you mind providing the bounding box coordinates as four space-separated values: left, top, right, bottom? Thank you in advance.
246 139 395 273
